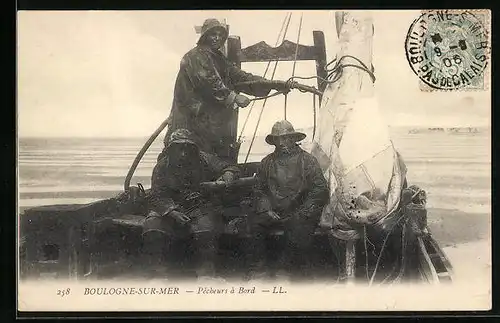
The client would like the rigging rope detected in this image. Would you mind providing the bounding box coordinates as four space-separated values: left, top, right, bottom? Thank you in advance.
238 14 376 162
367 213 406 286
312 92 317 140
237 12 292 143
239 55 375 161
391 218 410 285
290 13 303 82
283 93 288 121
364 225 370 281
286 55 376 87
285 13 304 121
243 13 293 163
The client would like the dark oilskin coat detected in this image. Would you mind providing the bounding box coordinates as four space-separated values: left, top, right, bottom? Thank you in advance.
164 45 273 159
254 145 330 222
244 145 330 276
146 141 240 236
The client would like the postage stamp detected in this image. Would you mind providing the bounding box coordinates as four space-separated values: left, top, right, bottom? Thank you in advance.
405 10 491 91
17 10 491 314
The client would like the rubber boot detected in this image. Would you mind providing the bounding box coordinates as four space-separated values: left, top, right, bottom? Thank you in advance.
193 232 223 282
242 233 271 281
267 233 288 279
142 231 169 278
286 237 313 282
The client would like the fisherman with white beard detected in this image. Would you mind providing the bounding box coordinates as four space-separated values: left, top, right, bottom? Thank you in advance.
245 120 330 280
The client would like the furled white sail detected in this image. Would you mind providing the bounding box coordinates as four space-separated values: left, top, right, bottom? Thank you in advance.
309 11 405 230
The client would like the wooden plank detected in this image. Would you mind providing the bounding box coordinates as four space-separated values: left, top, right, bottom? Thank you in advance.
86 221 100 278
240 40 318 63
345 240 356 284
426 236 454 278
67 225 80 280
417 237 440 284
313 31 328 95
227 35 242 164
111 218 143 228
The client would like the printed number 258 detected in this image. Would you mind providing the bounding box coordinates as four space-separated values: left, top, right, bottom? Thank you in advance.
57 288 71 298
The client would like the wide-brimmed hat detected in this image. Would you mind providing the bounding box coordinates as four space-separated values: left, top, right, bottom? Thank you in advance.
197 18 229 44
166 129 198 149
265 120 306 145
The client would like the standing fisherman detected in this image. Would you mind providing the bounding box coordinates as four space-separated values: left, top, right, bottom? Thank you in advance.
162 18 290 161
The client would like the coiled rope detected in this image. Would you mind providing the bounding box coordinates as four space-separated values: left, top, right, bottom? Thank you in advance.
241 55 376 161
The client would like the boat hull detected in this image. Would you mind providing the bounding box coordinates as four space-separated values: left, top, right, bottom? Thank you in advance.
19 188 453 284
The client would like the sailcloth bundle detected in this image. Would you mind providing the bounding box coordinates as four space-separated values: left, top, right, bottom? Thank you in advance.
309 11 407 236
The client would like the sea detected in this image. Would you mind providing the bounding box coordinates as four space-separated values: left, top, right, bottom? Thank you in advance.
18 127 491 218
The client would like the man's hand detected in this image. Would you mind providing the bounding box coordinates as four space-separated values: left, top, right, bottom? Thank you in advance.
234 94 251 108
184 191 202 202
273 80 297 94
217 171 236 184
168 210 191 225
265 210 281 221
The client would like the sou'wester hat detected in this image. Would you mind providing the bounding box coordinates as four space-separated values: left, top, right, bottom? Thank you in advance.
265 120 307 145
197 18 229 44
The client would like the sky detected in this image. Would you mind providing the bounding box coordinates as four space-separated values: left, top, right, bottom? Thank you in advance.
17 10 491 138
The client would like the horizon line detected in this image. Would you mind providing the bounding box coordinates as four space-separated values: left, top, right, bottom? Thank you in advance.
17 125 490 140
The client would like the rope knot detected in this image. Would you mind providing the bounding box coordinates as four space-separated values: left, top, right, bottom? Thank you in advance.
283 79 299 93
326 55 376 84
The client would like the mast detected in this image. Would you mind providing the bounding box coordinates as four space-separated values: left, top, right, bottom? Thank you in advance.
314 11 376 160
313 11 376 285
329 11 374 108
339 11 375 286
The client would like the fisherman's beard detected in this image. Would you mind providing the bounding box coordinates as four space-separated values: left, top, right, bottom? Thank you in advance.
275 144 297 155
169 152 200 172
171 157 198 169
210 40 222 50
202 37 223 51
168 160 201 188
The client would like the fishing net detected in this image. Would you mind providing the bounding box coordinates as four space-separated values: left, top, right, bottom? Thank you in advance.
310 96 407 236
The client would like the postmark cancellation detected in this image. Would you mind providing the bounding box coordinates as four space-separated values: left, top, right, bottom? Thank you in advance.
404 10 491 92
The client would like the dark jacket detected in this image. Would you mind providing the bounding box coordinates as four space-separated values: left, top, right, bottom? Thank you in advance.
148 150 239 216
254 145 330 220
165 45 273 158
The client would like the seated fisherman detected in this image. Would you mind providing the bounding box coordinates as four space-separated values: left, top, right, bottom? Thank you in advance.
142 129 240 280
245 120 330 280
